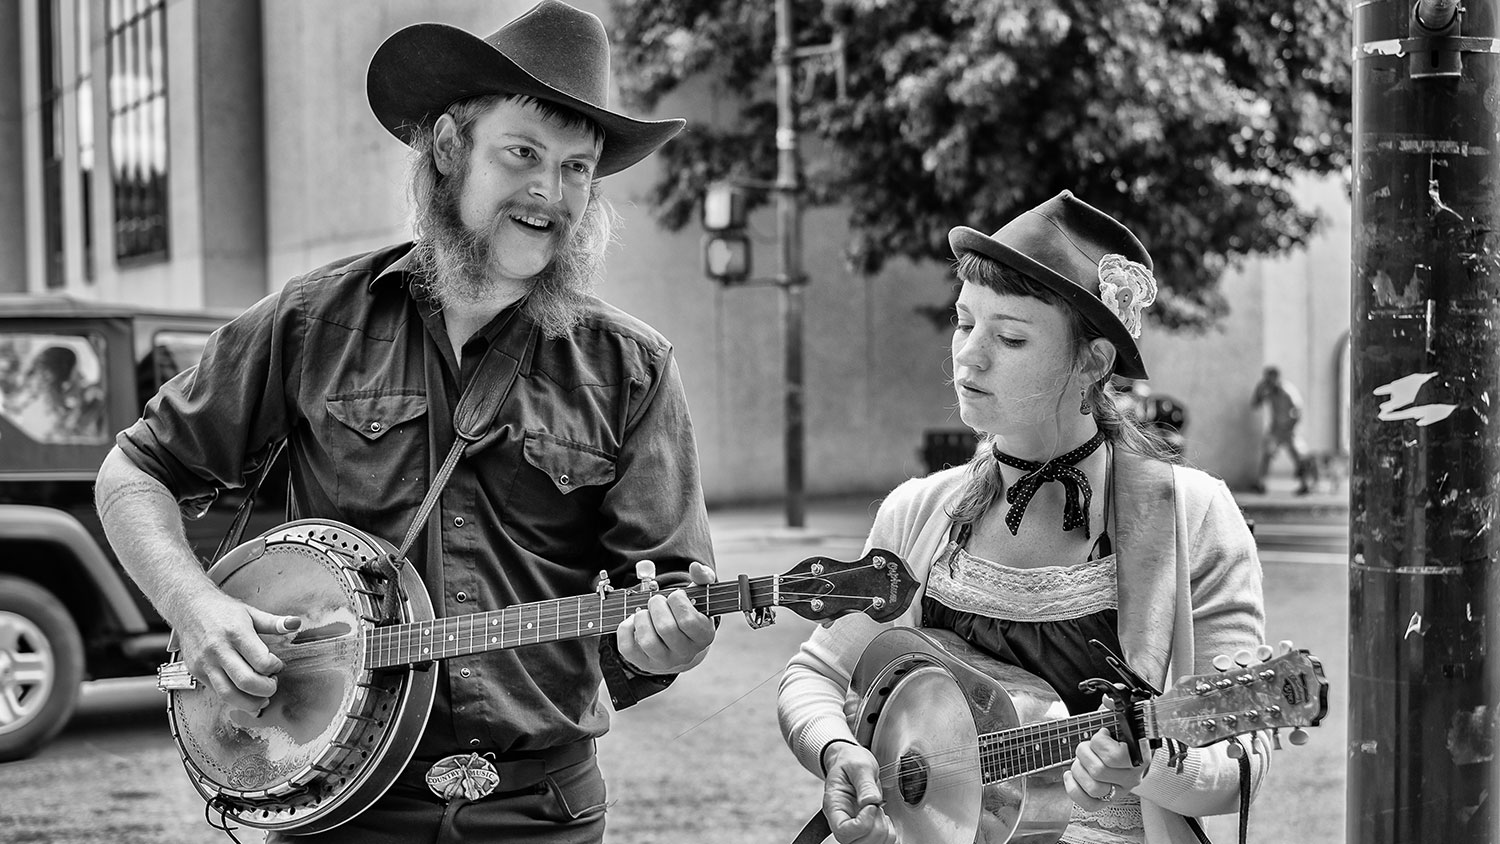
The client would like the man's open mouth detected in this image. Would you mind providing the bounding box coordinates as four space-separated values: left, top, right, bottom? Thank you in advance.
511 213 554 232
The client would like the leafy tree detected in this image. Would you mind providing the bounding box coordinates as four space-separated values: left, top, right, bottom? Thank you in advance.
608 0 1351 329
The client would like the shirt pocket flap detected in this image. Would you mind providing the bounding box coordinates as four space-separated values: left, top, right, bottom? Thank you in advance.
326 394 428 441
523 431 616 494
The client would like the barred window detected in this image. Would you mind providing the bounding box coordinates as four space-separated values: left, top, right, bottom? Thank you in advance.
107 0 169 262
77 0 96 279
38 0 65 287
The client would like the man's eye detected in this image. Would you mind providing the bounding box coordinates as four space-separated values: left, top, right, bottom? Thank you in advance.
954 324 973 334
508 147 537 160
566 161 594 175
999 336 1025 347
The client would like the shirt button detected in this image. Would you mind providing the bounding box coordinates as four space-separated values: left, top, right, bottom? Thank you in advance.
455 591 468 602
460 668 472 678
453 516 465 527
559 474 571 486
369 421 383 433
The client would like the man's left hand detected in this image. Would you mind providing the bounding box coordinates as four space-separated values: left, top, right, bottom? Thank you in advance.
616 561 717 675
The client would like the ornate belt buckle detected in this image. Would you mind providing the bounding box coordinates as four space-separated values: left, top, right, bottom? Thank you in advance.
425 753 500 802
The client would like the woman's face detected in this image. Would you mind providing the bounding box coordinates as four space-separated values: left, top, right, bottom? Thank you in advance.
951 282 1081 438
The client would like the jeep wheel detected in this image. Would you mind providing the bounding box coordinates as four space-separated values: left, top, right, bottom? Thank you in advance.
0 575 84 762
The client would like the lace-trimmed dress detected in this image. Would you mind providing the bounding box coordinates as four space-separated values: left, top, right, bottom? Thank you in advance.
922 537 1145 844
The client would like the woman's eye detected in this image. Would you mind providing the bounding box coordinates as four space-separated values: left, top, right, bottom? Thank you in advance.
508 147 537 160
998 336 1025 347
954 323 973 334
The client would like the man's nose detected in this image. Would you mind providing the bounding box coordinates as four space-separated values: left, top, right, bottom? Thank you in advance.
528 166 563 203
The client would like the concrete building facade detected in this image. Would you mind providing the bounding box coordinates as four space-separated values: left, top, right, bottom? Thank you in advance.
1 0 1351 504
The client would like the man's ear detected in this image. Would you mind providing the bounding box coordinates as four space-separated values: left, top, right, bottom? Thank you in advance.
432 114 462 176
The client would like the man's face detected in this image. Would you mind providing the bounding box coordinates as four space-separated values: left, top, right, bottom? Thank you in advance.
439 98 601 282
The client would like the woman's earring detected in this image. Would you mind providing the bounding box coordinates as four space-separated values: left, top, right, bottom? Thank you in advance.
1080 388 1092 415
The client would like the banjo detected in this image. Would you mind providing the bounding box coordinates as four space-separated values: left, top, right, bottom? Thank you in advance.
839 627 1327 844
157 518 918 833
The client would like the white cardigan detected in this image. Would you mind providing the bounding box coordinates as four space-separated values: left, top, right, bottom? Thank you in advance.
777 451 1272 844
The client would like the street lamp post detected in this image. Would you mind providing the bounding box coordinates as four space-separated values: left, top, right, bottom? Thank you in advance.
774 0 806 529
1351 1 1500 840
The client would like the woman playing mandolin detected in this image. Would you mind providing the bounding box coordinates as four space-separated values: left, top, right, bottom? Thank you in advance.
778 191 1270 844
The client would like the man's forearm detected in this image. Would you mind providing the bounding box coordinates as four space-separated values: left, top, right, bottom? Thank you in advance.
95 447 222 628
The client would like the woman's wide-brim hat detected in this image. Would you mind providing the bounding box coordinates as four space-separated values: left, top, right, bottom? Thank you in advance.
367 0 685 179
948 190 1156 380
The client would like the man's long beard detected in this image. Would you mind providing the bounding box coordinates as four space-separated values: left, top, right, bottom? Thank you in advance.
412 163 609 339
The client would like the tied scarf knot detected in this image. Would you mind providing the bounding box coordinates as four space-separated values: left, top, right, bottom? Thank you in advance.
993 430 1106 538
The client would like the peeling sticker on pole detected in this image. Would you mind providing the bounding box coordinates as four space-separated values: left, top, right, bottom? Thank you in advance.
1405 611 1424 638
1375 372 1458 426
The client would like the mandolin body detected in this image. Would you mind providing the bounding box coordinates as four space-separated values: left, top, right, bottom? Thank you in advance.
849 626 1074 844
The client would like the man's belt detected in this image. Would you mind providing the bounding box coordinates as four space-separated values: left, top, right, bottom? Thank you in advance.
410 740 595 803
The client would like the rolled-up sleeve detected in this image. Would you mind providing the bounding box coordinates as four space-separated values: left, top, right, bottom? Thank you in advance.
117 287 302 502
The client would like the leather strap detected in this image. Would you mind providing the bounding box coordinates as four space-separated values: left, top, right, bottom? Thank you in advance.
791 809 831 844
210 438 287 563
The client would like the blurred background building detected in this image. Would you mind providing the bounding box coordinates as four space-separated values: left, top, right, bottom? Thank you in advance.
0 0 1350 504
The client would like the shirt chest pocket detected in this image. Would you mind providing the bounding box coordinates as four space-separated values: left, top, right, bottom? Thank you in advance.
520 430 616 494
322 392 429 521
506 431 616 556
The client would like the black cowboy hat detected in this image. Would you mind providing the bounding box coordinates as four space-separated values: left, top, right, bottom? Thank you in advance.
948 190 1156 380
367 0 685 178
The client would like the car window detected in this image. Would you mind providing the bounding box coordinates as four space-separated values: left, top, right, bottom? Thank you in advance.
0 333 109 445
149 330 212 382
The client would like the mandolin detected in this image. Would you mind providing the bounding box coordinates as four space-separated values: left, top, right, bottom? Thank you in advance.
844 627 1328 844
157 519 918 833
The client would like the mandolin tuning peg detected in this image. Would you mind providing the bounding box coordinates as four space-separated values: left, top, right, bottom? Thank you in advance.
1212 654 1234 672
1271 729 1283 750
1277 639 1295 656
1255 644 1275 662
1288 728 1310 746
1234 649 1254 667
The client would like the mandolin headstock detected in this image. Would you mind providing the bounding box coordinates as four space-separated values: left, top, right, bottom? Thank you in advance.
775 548 917 624
1151 641 1328 749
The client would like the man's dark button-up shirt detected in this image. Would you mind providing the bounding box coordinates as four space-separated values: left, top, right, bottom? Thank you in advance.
118 243 715 756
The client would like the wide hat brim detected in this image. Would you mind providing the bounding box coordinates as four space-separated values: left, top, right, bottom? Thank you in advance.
948 191 1151 380
367 22 684 178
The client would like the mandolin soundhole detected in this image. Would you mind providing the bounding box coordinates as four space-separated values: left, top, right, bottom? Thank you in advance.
896 749 929 805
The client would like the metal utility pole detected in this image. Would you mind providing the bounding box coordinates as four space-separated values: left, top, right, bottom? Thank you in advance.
774 0 807 529
1351 1 1500 841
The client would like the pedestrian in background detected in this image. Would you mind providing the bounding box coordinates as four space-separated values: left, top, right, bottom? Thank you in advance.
778 191 1269 844
1250 365 1309 495
92 2 717 842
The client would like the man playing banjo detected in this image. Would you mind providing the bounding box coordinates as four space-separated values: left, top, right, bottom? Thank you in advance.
94 2 717 841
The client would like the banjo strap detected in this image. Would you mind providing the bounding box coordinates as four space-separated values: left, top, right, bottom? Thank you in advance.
372 310 538 621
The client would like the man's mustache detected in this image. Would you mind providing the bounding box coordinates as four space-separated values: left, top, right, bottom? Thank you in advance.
488 200 573 245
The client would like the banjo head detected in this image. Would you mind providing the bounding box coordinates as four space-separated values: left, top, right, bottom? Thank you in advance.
167 520 413 826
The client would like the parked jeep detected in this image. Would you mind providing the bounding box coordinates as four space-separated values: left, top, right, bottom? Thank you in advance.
0 295 285 761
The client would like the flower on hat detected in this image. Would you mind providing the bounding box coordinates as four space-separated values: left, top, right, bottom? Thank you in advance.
1097 254 1157 338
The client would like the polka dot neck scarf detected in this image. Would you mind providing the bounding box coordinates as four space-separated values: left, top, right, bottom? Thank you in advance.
992 429 1106 538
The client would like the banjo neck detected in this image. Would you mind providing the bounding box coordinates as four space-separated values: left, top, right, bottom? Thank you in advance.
363 576 778 670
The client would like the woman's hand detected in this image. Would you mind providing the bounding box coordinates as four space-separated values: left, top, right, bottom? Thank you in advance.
1063 727 1149 810
822 741 899 844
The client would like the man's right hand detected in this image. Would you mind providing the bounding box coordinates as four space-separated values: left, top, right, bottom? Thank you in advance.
822 741 898 844
172 591 300 716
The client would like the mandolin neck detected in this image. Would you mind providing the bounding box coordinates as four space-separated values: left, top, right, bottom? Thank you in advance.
977 705 1149 784
363 577 778 669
